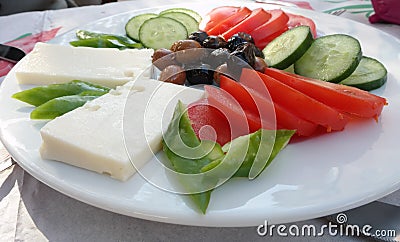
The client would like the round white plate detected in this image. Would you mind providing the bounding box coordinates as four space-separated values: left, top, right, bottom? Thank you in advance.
1 1 400 227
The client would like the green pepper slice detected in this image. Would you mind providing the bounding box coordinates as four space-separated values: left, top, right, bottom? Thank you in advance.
12 80 110 107
163 102 295 213
71 30 143 49
30 91 107 120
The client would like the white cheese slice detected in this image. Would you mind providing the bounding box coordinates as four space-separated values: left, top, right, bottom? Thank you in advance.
39 77 204 181
15 42 154 88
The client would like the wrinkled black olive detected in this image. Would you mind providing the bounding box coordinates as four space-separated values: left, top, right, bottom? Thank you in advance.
236 32 254 43
188 31 209 45
253 44 265 59
186 63 214 85
204 48 231 69
232 43 256 67
202 36 228 49
227 43 256 79
227 32 254 51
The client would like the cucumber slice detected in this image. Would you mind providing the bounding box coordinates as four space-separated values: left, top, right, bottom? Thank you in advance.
262 26 313 70
340 56 387 91
125 13 158 42
294 34 362 83
160 12 199 35
139 17 188 49
159 8 202 23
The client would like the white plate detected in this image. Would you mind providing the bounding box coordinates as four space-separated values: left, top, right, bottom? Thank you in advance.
1 1 400 227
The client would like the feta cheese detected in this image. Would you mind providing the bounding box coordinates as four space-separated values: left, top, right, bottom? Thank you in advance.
39 77 204 181
15 43 154 88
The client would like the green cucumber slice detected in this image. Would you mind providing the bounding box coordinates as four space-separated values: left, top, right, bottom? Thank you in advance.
340 56 387 91
139 16 188 49
159 8 202 23
159 12 199 35
262 26 314 70
294 34 362 83
125 13 158 42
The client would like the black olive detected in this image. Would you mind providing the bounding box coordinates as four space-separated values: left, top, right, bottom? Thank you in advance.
186 63 214 85
204 48 230 69
188 31 209 45
237 32 254 43
202 36 228 49
233 43 256 67
242 42 265 60
227 32 254 52
253 44 265 59
227 43 256 79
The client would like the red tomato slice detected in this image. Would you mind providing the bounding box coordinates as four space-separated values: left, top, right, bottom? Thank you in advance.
220 75 276 130
221 8 272 40
253 26 288 50
236 72 319 136
247 87 319 136
240 69 348 131
286 12 317 38
188 99 232 145
207 7 252 36
250 9 289 48
200 6 240 32
205 85 259 138
264 68 387 119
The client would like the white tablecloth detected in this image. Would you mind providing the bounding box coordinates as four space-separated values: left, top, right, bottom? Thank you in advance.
0 1 399 241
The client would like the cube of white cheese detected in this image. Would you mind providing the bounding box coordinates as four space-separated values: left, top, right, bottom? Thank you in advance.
39 77 204 181
15 42 154 88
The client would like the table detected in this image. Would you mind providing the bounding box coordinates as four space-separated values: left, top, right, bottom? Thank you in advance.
1 0 399 241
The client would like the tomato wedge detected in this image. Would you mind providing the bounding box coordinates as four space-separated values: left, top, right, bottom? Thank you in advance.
221 8 272 40
240 69 348 131
234 73 319 136
200 6 240 32
207 7 252 36
250 9 289 49
264 68 387 119
188 99 232 145
248 88 319 136
205 85 259 138
286 12 317 38
220 75 276 130
253 26 288 50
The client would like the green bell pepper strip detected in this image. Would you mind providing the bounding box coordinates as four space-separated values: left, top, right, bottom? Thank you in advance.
201 130 295 178
163 102 295 213
72 30 143 49
162 101 224 214
70 38 125 48
222 129 295 179
30 91 107 120
12 80 110 107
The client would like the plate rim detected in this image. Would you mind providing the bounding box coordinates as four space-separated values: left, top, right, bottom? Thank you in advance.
1 1 400 227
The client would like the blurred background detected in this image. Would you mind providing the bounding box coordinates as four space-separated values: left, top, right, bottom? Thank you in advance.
0 0 118 16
